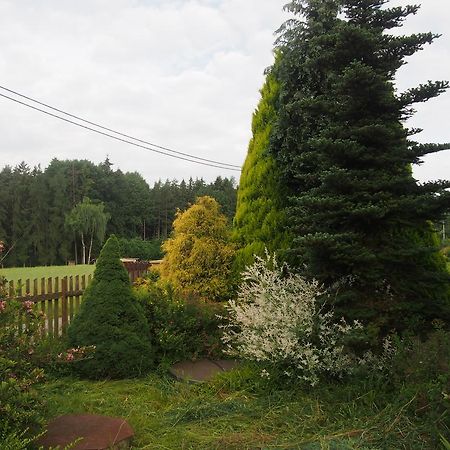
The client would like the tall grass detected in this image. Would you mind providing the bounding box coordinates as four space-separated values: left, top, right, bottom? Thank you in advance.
37 365 448 449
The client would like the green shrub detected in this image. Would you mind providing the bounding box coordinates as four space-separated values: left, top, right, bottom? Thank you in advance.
384 328 450 446
67 235 154 379
134 278 225 364
391 326 449 384
117 237 163 260
159 196 236 301
222 254 364 386
0 277 45 436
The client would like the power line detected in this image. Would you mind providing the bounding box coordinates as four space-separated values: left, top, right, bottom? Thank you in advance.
0 93 240 171
0 86 242 171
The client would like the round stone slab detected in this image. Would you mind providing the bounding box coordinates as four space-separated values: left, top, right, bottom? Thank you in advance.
213 359 240 372
37 414 134 450
169 359 239 383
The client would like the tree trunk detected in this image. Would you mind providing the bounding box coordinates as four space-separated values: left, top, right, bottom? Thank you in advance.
74 234 78 265
88 231 94 265
81 232 86 265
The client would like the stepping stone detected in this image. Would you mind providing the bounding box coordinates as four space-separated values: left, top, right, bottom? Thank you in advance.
37 414 134 450
213 359 240 371
169 359 239 383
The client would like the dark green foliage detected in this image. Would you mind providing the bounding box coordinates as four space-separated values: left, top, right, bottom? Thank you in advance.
148 176 237 240
270 0 450 335
233 62 291 271
117 237 163 260
67 235 153 379
134 279 225 364
0 157 237 267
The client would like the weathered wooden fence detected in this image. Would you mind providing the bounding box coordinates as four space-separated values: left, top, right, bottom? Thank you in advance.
122 260 152 283
5 261 153 336
6 275 92 337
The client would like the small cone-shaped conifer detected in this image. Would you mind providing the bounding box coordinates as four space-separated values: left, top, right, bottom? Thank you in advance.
233 59 291 272
68 235 153 379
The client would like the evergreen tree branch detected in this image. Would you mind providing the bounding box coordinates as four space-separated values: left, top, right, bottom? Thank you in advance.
399 81 449 108
409 142 450 157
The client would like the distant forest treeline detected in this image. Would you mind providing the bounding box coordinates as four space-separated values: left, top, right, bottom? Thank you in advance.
0 158 237 267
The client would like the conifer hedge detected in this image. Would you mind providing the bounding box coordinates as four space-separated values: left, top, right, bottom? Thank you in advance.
233 61 291 272
68 235 153 379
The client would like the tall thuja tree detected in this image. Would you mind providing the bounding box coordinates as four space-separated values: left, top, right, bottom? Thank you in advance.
271 0 450 336
233 60 291 271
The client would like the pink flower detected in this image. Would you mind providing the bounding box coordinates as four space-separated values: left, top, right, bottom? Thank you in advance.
0 301 6 312
22 300 34 312
66 353 74 361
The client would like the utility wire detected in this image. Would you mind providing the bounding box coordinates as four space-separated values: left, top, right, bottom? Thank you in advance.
0 91 241 172
0 84 241 169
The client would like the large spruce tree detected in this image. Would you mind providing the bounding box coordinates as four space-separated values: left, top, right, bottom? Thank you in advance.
271 0 450 336
233 61 291 271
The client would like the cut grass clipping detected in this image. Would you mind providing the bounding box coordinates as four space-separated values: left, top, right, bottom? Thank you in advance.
38 365 447 449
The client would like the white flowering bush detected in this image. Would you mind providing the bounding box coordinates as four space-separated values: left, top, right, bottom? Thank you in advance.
222 253 364 386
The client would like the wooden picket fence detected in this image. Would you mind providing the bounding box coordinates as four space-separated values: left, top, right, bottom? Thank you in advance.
6 275 92 337
5 261 153 337
122 260 153 283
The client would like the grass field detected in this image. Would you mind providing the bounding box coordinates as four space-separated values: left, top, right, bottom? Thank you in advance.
37 367 447 449
0 264 95 284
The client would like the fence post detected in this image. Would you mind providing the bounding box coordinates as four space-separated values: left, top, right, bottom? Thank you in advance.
40 278 45 336
69 276 74 322
8 279 14 298
61 277 68 334
53 277 59 337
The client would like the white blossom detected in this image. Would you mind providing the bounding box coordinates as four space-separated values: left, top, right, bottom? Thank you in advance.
221 252 364 386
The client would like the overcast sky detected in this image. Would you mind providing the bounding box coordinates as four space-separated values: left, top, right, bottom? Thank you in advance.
0 0 448 186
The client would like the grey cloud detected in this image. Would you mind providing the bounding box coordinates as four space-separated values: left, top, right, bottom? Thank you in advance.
0 0 448 185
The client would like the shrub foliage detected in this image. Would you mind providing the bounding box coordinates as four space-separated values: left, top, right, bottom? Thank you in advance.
134 278 224 363
233 60 291 271
0 277 45 436
68 235 153 379
159 196 235 300
222 254 363 386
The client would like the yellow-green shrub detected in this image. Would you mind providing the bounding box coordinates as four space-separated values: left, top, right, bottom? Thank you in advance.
159 196 235 300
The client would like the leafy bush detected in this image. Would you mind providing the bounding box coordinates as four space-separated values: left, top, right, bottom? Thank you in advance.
67 235 154 379
367 327 450 447
0 277 45 436
222 253 363 386
117 237 163 260
159 196 235 301
391 326 449 384
135 278 225 364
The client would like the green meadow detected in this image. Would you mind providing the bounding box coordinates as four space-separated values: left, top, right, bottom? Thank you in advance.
0 264 95 284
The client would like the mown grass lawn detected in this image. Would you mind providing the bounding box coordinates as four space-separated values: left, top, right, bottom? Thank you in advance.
0 264 95 284
37 368 446 450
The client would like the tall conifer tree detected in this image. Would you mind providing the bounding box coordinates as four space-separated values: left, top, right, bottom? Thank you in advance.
234 62 291 271
271 0 450 335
